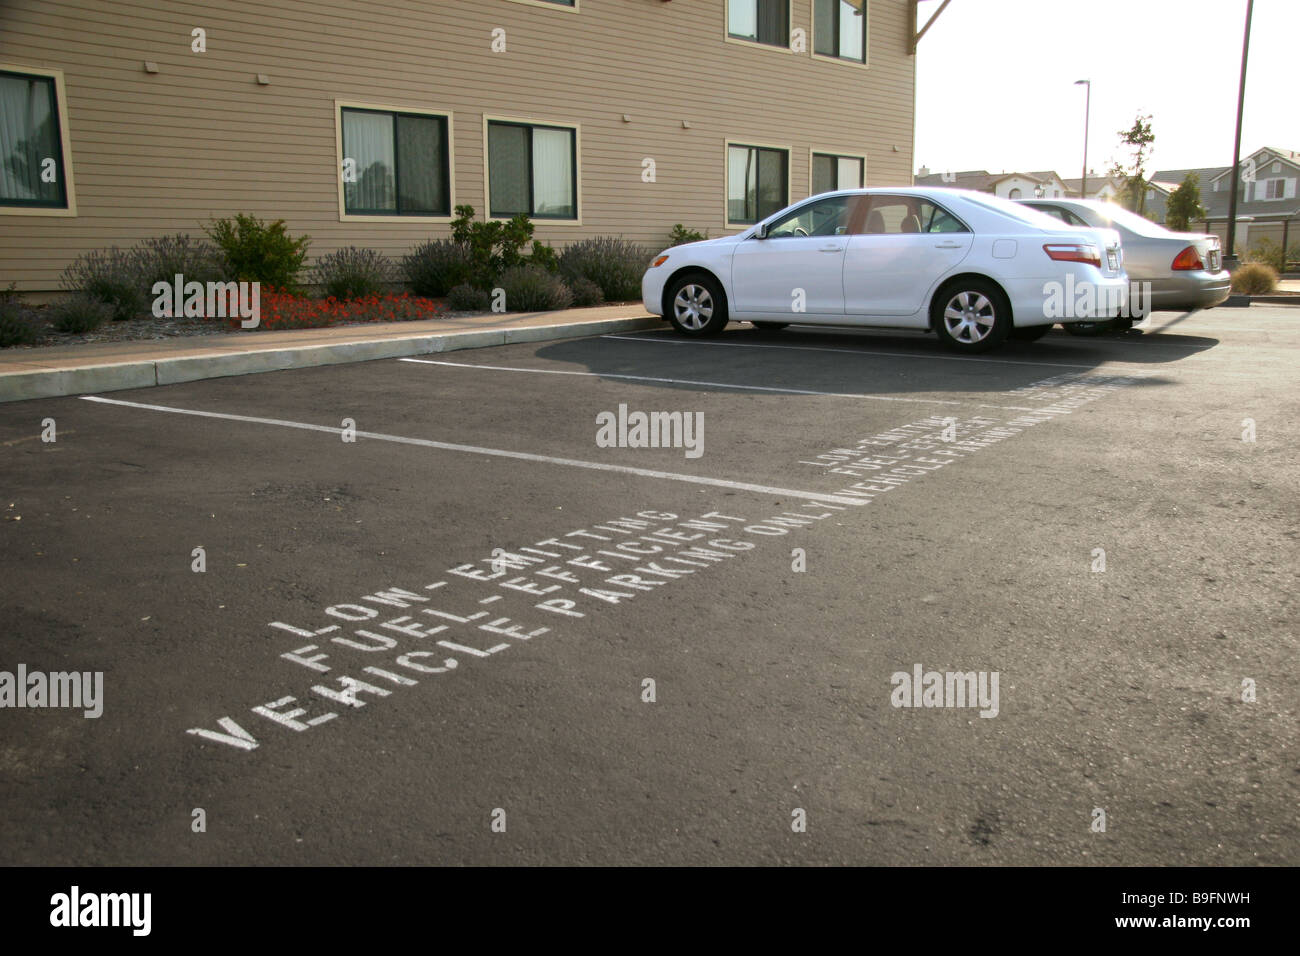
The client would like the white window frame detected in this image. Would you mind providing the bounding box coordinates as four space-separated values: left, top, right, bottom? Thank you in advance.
724 139 792 230
334 99 455 223
0 63 77 217
482 114 582 224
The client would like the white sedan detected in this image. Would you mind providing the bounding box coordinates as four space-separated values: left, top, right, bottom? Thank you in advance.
642 187 1128 353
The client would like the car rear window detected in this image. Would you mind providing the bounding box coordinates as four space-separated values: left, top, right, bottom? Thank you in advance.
1091 204 1174 239
957 192 1078 231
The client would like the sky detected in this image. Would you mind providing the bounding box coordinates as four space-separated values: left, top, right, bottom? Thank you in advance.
913 0 1298 180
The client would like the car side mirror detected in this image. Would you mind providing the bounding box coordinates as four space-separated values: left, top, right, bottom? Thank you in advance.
754 223 768 239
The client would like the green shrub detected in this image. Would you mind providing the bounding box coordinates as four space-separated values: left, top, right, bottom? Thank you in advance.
313 247 395 299
60 247 148 321
134 233 225 290
565 276 605 307
49 294 113 333
450 205 535 288
402 239 472 297
497 264 573 312
668 224 708 246
205 213 310 292
1230 261 1278 295
0 297 39 347
529 240 560 273
1246 238 1286 273
558 237 651 302
446 283 493 312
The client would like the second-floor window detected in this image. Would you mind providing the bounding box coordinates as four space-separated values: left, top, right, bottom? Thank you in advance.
814 0 867 63
1264 178 1285 199
728 0 790 48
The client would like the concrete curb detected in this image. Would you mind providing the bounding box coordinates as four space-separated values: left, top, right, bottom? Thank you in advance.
1245 295 1300 306
0 315 662 403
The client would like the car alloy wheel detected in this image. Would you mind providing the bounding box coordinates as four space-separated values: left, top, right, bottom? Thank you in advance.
673 283 713 330
931 278 1011 353
943 290 997 345
666 273 728 336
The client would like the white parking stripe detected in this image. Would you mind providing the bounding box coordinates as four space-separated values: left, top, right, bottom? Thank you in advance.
400 356 1040 408
399 357 1040 411
599 333 1153 370
78 395 869 508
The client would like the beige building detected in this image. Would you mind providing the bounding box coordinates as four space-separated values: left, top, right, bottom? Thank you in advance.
0 0 918 293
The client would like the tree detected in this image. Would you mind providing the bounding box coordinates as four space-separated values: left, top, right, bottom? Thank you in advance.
1107 113 1155 216
1165 172 1207 232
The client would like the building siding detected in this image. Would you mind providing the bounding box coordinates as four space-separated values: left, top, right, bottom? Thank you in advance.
0 0 917 291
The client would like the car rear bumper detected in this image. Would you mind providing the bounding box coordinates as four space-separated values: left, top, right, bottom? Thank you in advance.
1006 271 1131 326
1141 272 1231 312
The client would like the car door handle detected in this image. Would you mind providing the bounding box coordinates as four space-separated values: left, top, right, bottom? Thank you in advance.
818 245 843 253
934 241 963 249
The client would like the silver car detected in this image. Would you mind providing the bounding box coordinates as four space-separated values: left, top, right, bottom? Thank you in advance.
1018 198 1230 329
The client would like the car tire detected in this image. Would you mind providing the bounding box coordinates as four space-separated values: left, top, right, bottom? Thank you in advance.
1063 319 1122 336
665 273 728 337
931 279 1012 353
751 321 789 330
1010 324 1053 342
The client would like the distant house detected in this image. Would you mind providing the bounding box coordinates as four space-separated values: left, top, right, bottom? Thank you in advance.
917 150 1300 253
1161 146 1300 252
914 168 1067 199
1060 172 1123 203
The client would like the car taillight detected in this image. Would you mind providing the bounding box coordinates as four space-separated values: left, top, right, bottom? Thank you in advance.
1171 246 1204 271
1043 243 1101 268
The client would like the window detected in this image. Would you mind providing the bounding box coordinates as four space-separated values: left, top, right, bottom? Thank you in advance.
1034 205 1072 225
766 195 864 238
863 197 969 234
1033 204 1088 227
1007 187 1022 199
812 152 864 194
487 120 577 219
340 107 450 216
728 0 790 48
0 68 70 209
1264 178 1284 199
814 0 867 63
727 143 788 224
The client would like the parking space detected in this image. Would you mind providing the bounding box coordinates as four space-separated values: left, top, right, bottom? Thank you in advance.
1 308 1296 866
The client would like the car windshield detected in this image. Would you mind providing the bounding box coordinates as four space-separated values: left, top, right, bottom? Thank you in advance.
1089 203 1175 238
957 192 1080 231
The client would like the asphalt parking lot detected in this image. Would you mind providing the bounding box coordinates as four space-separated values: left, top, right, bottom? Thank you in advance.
1 307 1297 866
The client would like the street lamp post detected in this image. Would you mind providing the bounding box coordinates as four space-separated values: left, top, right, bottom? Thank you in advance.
1225 0 1255 264
1075 79 1091 198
